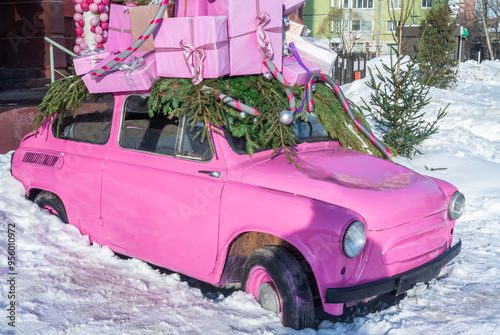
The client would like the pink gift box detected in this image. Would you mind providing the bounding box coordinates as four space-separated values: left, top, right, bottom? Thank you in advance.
73 52 114 76
283 0 307 17
282 56 321 86
175 0 207 17
83 51 157 93
153 16 229 84
107 4 134 52
207 0 282 76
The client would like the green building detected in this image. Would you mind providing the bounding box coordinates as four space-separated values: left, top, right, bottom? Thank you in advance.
302 0 435 54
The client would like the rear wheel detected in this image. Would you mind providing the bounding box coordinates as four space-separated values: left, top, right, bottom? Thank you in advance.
241 246 315 330
34 191 68 223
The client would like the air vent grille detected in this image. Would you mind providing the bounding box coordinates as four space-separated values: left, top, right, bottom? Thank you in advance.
22 152 60 167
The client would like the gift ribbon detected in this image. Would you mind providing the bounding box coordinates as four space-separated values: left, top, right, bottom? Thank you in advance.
256 13 274 60
289 42 310 114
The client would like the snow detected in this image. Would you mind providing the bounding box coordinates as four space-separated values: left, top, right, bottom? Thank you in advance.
1 58 500 334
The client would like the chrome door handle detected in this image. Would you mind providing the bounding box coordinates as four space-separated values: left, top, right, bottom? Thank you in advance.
198 170 221 178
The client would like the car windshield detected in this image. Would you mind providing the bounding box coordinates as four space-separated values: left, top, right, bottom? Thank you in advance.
224 113 333 155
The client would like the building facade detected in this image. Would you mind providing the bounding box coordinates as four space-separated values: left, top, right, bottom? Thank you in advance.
302 0 439 54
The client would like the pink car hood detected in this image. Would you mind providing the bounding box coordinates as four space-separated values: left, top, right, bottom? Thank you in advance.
239 147 447 230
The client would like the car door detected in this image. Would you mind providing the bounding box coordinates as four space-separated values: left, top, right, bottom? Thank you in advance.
100 95 227 277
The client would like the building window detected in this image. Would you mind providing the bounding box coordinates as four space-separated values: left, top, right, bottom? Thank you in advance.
389 0 401 8
422 0 432 8
386 20 401 32
352 0 374 8
386 43 398 55
352 20 373 32
353 43 364 53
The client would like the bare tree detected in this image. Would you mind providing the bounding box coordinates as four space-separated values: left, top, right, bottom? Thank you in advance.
317 7 366 53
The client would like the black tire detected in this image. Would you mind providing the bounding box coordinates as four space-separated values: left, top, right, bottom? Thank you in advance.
241 246 315 330
34 191 68 224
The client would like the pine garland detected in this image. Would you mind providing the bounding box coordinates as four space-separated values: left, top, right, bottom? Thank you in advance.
35 74 388 166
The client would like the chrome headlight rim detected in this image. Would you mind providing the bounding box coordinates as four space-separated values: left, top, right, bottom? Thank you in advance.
342 220 367 258
448 192 465 220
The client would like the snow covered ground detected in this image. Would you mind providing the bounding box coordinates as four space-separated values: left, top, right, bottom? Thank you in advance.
1 59 499 334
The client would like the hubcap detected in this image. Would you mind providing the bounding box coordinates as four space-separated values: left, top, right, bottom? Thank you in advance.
257 282 281 314
246 266 282 315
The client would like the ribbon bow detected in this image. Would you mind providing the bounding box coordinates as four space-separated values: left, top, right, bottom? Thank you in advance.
117 55 145 71
256 12 274 60
180 40 206 86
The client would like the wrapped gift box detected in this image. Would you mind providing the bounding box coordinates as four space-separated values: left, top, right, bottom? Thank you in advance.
293 37 338 76
175 0 207 17
283 0 307 17
207 0 282 76
73 51 114 76
285 21 306 44
83 51 157 93
282 56 321 86
153 16 229 83
107 4 134 52
129 4 174 52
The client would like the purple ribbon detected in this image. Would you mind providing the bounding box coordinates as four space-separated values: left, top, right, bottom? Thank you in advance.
180 39 206 86
289 42 310 114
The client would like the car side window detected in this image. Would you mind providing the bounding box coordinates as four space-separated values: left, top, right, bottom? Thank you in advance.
52 93 114 144
120 95 213 161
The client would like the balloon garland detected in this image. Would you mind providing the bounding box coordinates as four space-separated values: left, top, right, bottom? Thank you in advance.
72 0 110 55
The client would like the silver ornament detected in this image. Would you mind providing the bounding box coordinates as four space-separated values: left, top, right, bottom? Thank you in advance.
312 84 316 93
283 17 290 30
263 72 273 82
283 45 292 58
279 110 294 125
240 112 246 118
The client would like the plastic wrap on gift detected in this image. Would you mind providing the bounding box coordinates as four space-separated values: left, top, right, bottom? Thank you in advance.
293 37 338 76
283 0 307 17
153 16 229 84
107 4 134 52
73 51 114 76
83 51 157 93
175 0 208 17
207 0 282 76
129 4 173 52
285 21 306 44
282 56 320 86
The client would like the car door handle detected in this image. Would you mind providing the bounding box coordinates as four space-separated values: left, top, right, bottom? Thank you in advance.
198 170 221 178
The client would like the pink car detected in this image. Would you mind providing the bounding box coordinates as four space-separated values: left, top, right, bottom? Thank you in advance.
11 92 464 330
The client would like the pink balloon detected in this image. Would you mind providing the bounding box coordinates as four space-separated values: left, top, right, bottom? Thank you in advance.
76 33 82 38
90 26 96 33
102 0 108 4
104 5 109 13
97 4 105 12
73 45 81 53
90 18 98 26
74 4 83 13
75 37 84 45
94 34 103 43
100 22 108 30
87 0 94 3
81 2 89 11
102 30 108 38
75 0 83 3
75 27 84 35
77 19 85 27
72 0 77 5
95 26 103 34
73 13 83 21
80 42 89 50
101 36 107 44
94 0 102 4
75 21 79 27
96 43 104 49
89 3 98 13
100 13 108 22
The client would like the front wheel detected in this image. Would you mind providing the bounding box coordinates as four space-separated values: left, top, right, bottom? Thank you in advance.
34 191 68 223
241 246 315 330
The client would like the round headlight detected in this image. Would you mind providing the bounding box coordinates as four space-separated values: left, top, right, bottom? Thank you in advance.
448 192 465 220
342 220 366 258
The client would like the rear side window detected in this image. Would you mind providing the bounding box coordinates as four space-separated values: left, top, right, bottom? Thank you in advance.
120 95 212 161
52 93 114 144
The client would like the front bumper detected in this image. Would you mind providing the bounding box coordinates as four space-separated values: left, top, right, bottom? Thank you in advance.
325 240 462 304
